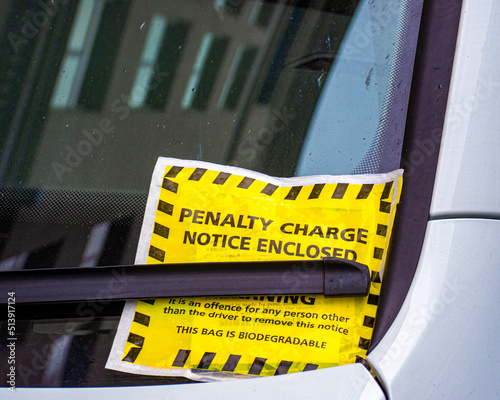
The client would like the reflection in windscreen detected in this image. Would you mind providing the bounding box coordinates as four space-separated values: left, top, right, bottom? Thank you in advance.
1 0 381 270
0 0 406 388
297 0 401 176
2 0 369 194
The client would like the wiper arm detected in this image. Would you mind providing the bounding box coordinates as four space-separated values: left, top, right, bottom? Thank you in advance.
0 258 370 304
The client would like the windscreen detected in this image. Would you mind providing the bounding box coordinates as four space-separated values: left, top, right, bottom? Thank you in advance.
0 0 415 388
0 0 406 271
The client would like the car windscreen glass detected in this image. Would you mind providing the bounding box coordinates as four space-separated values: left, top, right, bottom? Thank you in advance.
0 0 418 388
1 0 406 272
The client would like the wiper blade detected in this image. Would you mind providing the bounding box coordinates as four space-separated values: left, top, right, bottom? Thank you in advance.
0 258 370 304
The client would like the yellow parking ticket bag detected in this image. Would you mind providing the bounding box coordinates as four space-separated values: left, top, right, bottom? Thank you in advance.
106 157 403 381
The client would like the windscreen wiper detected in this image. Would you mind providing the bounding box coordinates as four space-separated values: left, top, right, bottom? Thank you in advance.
0 258 370 304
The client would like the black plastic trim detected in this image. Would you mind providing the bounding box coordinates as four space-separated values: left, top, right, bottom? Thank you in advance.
370 0 464 349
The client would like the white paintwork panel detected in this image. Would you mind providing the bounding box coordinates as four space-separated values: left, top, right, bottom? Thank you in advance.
13 363 385 400
368 219 500 399
430 0 500 217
